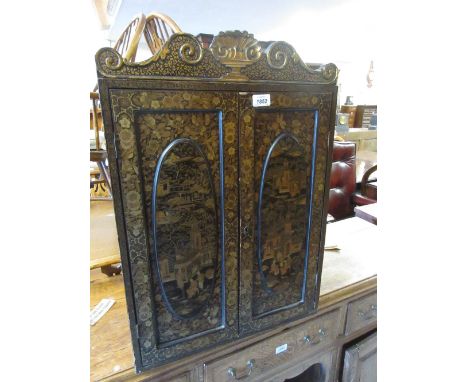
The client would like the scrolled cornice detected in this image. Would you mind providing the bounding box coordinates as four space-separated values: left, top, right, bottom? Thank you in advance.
95 31 338 84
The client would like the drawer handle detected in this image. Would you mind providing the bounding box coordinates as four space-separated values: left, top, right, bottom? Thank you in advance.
227 359 255 380
303 328 327 345
358 304 377 320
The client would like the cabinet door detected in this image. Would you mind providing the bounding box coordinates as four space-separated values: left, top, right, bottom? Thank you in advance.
342 331 377 382
238 90 334 335
104 88 238 371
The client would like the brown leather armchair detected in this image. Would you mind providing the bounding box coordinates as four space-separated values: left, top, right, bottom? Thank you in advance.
328 141 356 220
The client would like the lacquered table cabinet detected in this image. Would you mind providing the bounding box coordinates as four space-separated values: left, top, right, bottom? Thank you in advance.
96 30 338 372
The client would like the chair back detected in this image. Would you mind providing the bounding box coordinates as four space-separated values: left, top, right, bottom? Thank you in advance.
114 13 147 62
93 13 146 92
360 164 377 201
143 12 182 55
90 91 103 151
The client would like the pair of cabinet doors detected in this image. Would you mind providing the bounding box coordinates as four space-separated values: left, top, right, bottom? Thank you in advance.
101 82 336 371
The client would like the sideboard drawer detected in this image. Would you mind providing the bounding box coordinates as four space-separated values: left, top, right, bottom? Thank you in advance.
267 348 337 382
204 309 341 382
345 292 377 335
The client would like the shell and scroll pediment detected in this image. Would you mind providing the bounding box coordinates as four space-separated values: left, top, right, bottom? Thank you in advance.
241 41 338 83
95 30 338 84
96 33 231 79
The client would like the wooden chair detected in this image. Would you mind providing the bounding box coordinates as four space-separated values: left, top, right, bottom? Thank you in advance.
143 12 182 55
90 91 112 197
91 13 147 199
93 13 146 91
353 164 377 205
113 13 146 61
360 164 377 201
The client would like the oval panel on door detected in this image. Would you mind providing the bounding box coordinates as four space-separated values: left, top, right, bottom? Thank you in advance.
152 138 219 320
254 131 309 317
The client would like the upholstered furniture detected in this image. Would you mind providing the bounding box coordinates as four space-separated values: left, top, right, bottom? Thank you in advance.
328 141 356 220
96 30 339 372
328 143 378 220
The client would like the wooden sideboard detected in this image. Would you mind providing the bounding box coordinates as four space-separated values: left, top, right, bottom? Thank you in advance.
91 217 377 381
342 331 377 382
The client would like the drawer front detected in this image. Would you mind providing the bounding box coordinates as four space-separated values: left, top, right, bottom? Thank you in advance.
144 371 191 382
267 348 336 382
345 292 377 335
205 309 341 382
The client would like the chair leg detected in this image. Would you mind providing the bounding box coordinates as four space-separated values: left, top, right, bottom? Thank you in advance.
97 161 112 196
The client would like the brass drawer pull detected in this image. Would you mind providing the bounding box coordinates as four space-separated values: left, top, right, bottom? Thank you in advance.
358 304 377 320
303 328 327 345
227 359 255 380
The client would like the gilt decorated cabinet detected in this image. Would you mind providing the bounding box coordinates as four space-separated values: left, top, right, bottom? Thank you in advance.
96 30 338 372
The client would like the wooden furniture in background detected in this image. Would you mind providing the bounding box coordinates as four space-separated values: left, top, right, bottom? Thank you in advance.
354 105 377 129
93 13 146 91
91 13 147 197
353 163 377 209
360 164 377 201
113 13 147 62
143 12 182 55
342 331 377 381
90 217 377 381
90 91 112 197
95 30 339 372
340 104 357 128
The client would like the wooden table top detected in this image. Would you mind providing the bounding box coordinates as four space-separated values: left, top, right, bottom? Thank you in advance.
90 215 377 381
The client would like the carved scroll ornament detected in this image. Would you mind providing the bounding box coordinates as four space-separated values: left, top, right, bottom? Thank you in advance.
96 30 338 84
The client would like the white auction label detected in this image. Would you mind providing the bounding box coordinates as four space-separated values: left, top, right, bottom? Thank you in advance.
252 94 271 107
275 343 288 354
90 298 115 326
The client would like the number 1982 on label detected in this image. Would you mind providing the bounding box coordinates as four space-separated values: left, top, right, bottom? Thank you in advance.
252 94 271 107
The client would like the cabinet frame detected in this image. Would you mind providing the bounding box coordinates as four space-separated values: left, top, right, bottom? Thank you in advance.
96 30 338 372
